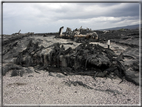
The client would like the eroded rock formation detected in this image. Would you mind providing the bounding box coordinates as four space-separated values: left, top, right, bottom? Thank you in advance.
3 39 128 84
2 28 140 85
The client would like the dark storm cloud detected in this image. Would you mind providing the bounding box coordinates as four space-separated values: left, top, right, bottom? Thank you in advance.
46 3 139 20
109 3 139 17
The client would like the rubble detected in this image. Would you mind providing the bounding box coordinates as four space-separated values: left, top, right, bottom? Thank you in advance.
56 26 99 43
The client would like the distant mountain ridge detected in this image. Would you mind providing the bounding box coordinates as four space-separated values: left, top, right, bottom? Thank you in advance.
98 24 140 30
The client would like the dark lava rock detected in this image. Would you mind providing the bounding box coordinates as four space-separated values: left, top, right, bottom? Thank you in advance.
12 39 128 84
2 29 140 86
11 69 24 77
2 63 23 76
124 68 139 85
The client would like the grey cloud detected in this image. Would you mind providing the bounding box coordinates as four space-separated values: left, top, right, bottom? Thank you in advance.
25 3 139 21
46 3 139 20
3 3 140 34
109 3 139 17
95 3 122 7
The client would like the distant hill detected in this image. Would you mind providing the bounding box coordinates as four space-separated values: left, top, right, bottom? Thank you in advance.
98 24 140 31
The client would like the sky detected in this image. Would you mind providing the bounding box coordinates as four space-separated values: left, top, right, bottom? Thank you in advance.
3 2 140 34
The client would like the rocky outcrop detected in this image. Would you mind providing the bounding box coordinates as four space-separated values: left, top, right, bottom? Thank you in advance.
2 28 140 86
4 39 127 84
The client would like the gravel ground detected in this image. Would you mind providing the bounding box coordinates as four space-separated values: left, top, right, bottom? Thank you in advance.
2 35 141 106
3 68 141 106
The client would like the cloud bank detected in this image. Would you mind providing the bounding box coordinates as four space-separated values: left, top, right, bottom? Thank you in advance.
3 3 139 34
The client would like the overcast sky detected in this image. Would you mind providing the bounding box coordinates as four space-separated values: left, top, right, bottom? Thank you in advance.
3 2 140 34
